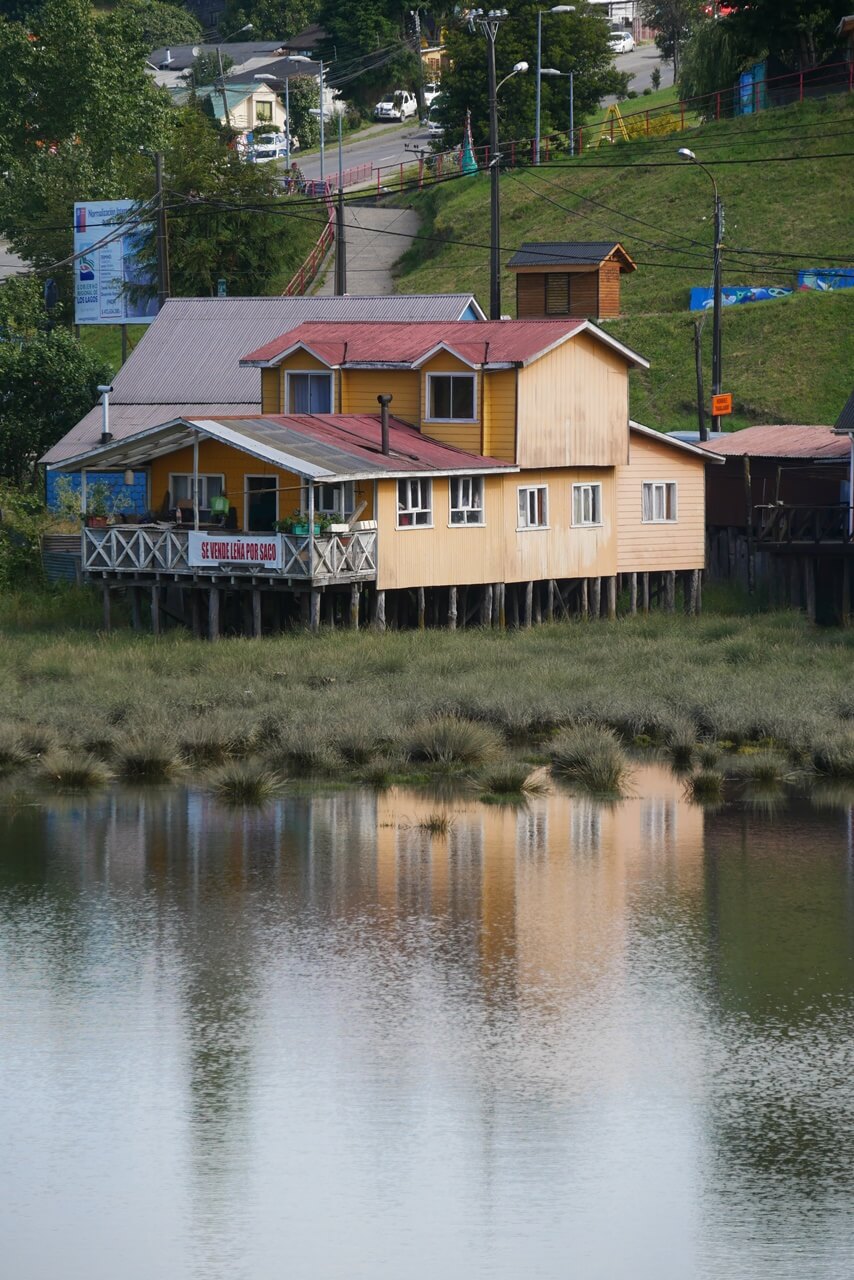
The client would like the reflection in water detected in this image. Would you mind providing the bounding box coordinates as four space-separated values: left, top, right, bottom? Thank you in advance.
1 770 853 1280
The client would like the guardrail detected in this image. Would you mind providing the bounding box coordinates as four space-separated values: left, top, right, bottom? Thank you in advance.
283 192 335 297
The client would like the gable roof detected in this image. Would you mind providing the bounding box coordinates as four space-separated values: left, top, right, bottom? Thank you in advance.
507 242 637 272
240 318 649 370
630 421 724 462
50 414 518 483
700 424 847 461
834 387 854 434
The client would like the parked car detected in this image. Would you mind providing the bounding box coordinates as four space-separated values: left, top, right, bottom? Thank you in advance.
252 133 293 163
609 30 635 54
423 82 441 108
374 90 418 122
427 106 445 140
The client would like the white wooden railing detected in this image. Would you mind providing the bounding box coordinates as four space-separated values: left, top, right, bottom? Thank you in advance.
82 526 378 583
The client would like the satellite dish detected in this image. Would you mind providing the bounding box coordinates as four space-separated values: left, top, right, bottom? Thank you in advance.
192 46 201 57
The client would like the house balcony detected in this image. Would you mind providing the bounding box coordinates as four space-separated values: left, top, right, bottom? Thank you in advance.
82 525 378 585
755 504 854 551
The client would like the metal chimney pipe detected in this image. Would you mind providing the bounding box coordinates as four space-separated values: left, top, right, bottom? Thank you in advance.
377 393 392 456
98 384 113 444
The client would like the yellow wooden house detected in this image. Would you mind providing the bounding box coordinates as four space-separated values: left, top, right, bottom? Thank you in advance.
52 317 720 635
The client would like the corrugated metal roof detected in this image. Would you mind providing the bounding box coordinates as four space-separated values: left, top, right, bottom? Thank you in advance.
507 241 635 270
630 421 725 463
105 296 487 406
41 402 259 465
52 413 518 481
701 424 847 460
241 318 648 370
834 387 854 434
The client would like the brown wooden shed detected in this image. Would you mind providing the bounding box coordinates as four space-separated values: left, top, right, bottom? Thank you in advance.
507 241 637 321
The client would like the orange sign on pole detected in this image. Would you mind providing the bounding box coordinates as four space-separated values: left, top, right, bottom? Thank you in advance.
711 393 733 416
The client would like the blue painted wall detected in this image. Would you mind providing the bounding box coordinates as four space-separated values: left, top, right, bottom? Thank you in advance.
47 470 149 513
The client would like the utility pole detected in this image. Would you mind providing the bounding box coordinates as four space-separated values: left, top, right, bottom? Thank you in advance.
335 113 346 294
712 191 724 432
154 152 170 309
486 17 501 320
693 320 707 442
319 59 325 185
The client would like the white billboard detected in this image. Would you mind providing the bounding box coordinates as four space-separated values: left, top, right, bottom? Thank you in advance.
73 200 159 325
187 532 283 570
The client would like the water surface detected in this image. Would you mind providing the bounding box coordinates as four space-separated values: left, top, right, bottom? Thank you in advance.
1 768 853 1279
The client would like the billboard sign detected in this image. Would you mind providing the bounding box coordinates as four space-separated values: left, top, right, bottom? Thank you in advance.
689 285 793 312
187 533 283 570
73 200 158 325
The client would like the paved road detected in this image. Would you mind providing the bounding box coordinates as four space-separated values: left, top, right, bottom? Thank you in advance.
298 121 432 185
605 43 672 103
0 239 25 280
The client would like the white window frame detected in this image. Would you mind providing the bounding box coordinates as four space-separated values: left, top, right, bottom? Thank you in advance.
169 473 225 509
285 369 334 415
642 480 678 523
304 481 356 516
517 484 549 531
425 372 477 423
396 478 433 529
448 475 485 527
244 475 279 530
572 482 603 528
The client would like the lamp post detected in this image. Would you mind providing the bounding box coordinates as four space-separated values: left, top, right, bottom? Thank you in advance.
540 66 575 155
472 9 527 319
679 147 724 435
215 23 253 129
319 59 326 184
535 6 574 165
335 111 346 294
255 58 315 170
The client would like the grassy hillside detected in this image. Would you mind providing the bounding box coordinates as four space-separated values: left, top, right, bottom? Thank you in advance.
394 93 854 430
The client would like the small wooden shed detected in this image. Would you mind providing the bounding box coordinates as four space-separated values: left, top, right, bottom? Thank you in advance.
507 241 636 321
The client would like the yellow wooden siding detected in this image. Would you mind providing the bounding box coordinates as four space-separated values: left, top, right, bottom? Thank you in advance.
341 369 420 423
375 466 617 591
149 440 373 531
276 349 337 413
616 433 707 572
482 369 517 461
261 368 280 414
516 331 629 469
419 351 482 453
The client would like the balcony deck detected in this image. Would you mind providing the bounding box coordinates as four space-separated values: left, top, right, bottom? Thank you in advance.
755 504 854 551
82 525 378 585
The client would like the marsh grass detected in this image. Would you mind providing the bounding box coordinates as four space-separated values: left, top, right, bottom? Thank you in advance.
209 761 284 807
416 813 451 835
116 736 184 784
0 724 28 774
408 715 503 768
686 769 725 802
479 761 549 801
550 724 631 795
811 733 854 779
38 750 113 791
725 750 792 785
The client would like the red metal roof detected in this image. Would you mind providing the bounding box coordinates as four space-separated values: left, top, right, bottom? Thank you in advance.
702 425 848 460
241 319 593 368
211 413 513 474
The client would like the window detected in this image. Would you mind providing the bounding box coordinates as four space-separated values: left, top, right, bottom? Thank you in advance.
427 373 476 421
449 476 484 526
397 478 432 527
517 485 548 530
545 273 571 315
287 371 333 414
311 482 355 516
255 100 273 123
170 474 224 508
572 482 602 527
642 481 678 523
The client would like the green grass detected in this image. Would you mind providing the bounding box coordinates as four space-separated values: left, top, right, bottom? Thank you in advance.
393 93 854 432
549 723 631 795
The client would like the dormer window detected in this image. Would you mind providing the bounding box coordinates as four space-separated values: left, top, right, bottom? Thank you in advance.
426 373 476 422
287 371 333 414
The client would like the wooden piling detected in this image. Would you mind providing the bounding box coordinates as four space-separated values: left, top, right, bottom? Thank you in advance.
252 588 262 638
579 578 589 620
524 581 533 628
351 583 361 630
497 583 506 630
590 577 601 618
842 559 851 628
208 586 220 641
300 592 310 628
102 585 111 633
448 585 458 630
804 558 816 623
641 572 650 614
664 571 676 612
482 583 493 627
310 589 321 633
629 572 638 616
606 576 617 620
130 586 143 632
546 579 555 623
190 590 202 638
417 586 426 629
151 585 162 636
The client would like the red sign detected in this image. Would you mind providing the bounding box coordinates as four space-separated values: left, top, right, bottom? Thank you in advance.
711 393 733 416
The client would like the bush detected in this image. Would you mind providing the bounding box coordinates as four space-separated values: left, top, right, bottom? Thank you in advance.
408 714 503 767
550 724 630 794
812 733 854 779
479 761 548 798
209 761 283 807
116 735 183 783
38 749 112 791
686 769 724 802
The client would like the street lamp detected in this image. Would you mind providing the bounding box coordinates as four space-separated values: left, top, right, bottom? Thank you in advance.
215 23 253 129
255 58 315 170
540 66 576 156
679 147 724 436
472 9 527 319
535 6 574 165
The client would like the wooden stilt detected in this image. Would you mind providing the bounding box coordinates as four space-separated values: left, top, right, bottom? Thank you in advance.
130 586 143 631
351 583 361 630
629 572 638 616
208 587 220 641
151 585 162 636
497 583 506 630
579 578 589 620
546 579 555 623
300 592 310 628
310 589 321 633
251 588 262 637
373 589 386 632
482 583 493 627
448 585 458 630
591 577 601 618
842 559 851 628
417 586 426 629
524 580 533 628
607 575 617 620
325 591 336 629
102 585 111 633
664 571 676 613
509 585 519 628
804 558 816 623
533 582 542 625
641 572 650 614
696 570 703 615
190 590 202 638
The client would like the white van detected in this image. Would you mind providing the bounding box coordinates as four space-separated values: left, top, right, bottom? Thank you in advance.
252 133 290 163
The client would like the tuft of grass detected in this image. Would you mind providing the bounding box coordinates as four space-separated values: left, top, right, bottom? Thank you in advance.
209 761 284 807
38 750 113 791
116 736 183 784
665 718 698 770
416 812 451 835
269 737 340 777
726 749 790 785
550 723 631 795
357 754 399 789
811 733 854 780
686 769 725 802
408 714 503 768
698 744 721 769
179 723 235 766
479 761 548 798
0 724 28 773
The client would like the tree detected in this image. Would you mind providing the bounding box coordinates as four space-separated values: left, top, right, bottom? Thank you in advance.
678 16 746 101
284 74 320 148
222 0 320 41
317 0 419 108
436 2 629 150
720 0 850 69
192 50 234 86
122 0 202 47
639 0 704 77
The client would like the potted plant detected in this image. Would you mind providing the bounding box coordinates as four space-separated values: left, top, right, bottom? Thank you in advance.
275 511 321 536
85 482 112 527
